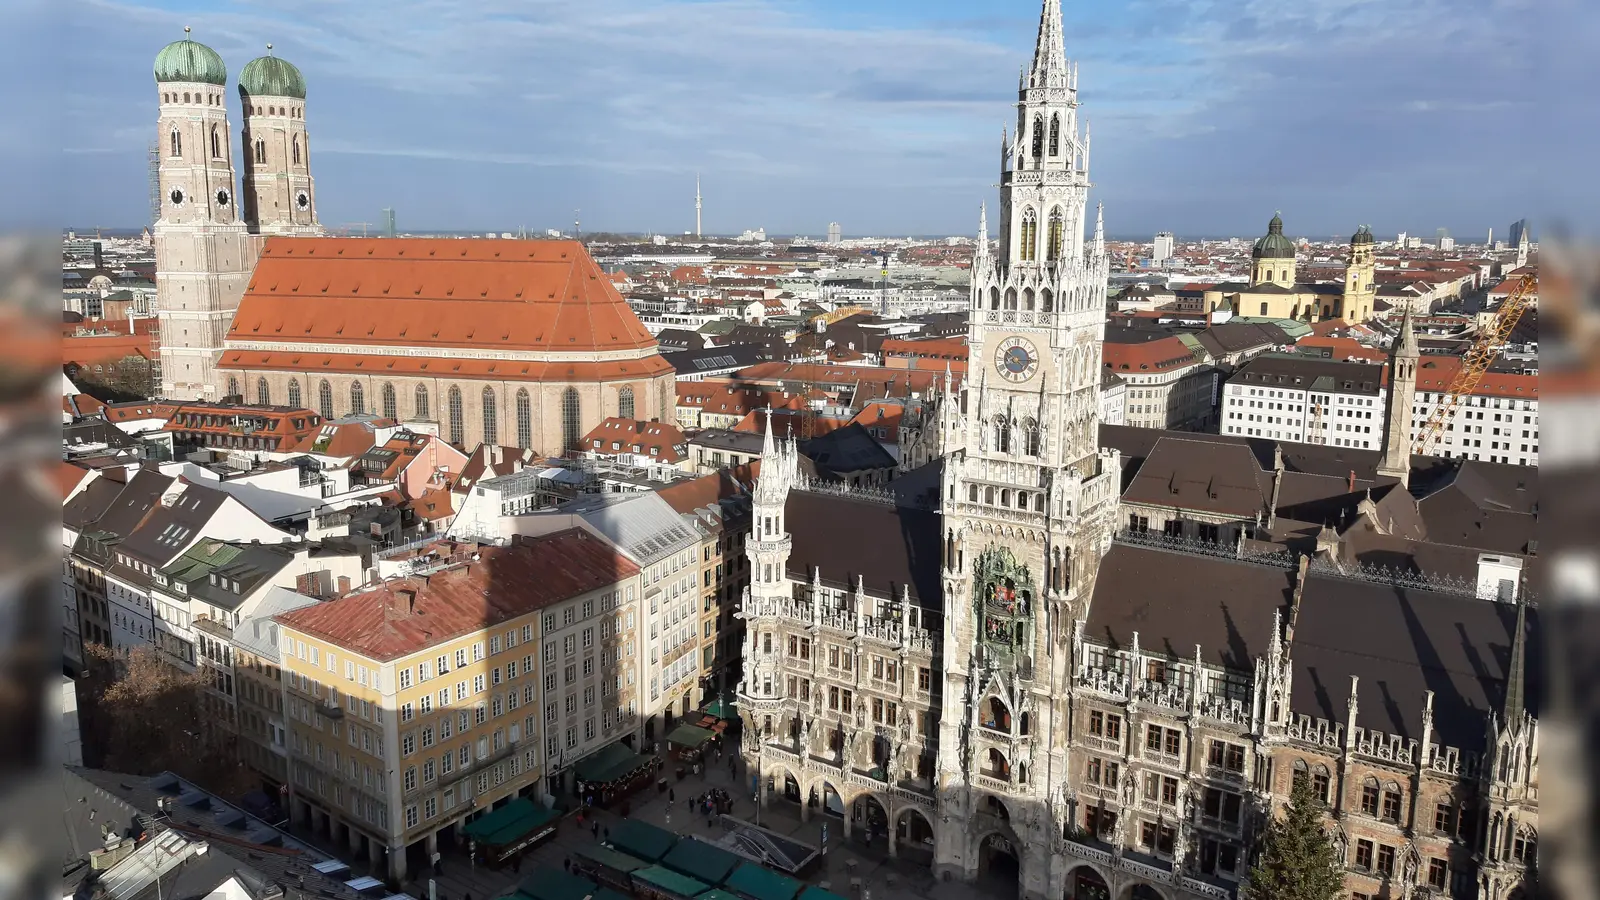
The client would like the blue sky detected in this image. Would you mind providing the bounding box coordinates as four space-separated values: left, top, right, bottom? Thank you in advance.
42 0 1578 238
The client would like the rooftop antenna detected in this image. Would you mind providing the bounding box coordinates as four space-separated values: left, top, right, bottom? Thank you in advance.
574 209 581 241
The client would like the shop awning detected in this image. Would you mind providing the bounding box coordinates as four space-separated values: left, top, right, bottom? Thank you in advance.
608 818 679 863
724 863 802 900
462 798 558 848
701 698 738 719
574 742 650 785
665 723 717 749
662 838 741 886
516 868 598 900
633 866 710 900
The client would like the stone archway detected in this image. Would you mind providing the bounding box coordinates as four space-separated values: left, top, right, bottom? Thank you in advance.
978 832 1022 895
1066 864 1111 900
1122 883 1168 900
808 779 844 819
850 792 890 850
894 806 935 865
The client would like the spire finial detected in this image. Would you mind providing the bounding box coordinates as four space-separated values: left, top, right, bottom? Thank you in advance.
266 42 274 53
1503 594 1528 723
183 25 192 33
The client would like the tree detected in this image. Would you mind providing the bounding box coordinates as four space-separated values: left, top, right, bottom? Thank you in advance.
1246 774 1345 900
79 643 256 799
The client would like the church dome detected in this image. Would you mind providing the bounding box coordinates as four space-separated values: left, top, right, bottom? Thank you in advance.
239 50 307 100
154 31 226 86
1251 213 1296 259
1350 224 1374 245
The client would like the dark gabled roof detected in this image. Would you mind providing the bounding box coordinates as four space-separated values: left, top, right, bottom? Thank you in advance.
63 470 132 531
1084 542 1294 672
1291 576 1538 750
1412 461 1537 555
784 490 942 609
1121 436 1273 518
65 418 137 449
88 468 174 540
662 344 767 375
1230 354 1384 395
118 482 230 568
799 422 895 478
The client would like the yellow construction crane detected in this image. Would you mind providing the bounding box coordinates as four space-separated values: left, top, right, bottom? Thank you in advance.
1412 273 1536 456
809 304 873 328
1308 398 1326 445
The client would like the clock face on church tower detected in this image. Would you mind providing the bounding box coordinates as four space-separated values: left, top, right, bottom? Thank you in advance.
994 336 1040 384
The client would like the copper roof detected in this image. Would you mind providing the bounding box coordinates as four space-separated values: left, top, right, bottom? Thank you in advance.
228 238 660 355
274 529 639 660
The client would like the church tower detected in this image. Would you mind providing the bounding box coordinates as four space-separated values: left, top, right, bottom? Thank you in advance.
152 29 257 400
1378 308 1418 483
1249 212 1298 288
933 1 1121 893
1341 224 1376 323
240 47 323 236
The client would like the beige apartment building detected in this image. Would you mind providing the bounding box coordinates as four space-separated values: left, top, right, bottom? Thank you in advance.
273 530 641 881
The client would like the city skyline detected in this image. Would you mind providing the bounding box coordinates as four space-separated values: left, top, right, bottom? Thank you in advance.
54 0 1552 236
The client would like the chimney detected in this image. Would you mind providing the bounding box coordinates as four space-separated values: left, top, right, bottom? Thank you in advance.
1347 469 1356 493
398 588 417 615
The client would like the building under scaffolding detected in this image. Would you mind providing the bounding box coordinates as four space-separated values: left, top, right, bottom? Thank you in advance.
147 141 161 224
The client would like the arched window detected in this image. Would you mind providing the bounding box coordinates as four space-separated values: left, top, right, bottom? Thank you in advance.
170 129 181 158
292 136 301 165
349 381 365 415
317 380 333 418
1020 208 1038 262
414 384 430 420
968 484 978 502
226 376 240 398
1023 288 1035 311
1031 115 1044 159
1023 417 1041 456
618 385 636 420
989 286 1000 310
515 389 532 449
447 386 464 445
256 377 270 406
1004 287 1017 310
994 416 1011 454
481 386 498 445
254 138 267 164
210 125 221 159
1040 288 1054 312
561 388 581 452
286 378 301 408
381 382 397 420
1047 207 1064 261
1048 113 1060 156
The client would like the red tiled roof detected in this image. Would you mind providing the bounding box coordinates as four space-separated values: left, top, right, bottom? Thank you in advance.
582 418 688 463
55 461 92 500
657 469 748 517
162 403 324 452
1101 337 1200 373
275 530 640 660
285 417 396 457
63 333 155 367
64 393 108 418
1414 357 1538 400
456 443 535 491
1296 336 1388 363
227 238 661 355
219 350 672 383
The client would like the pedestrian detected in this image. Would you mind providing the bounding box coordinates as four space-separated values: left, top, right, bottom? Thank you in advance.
592 821 600 839
669 787 675 803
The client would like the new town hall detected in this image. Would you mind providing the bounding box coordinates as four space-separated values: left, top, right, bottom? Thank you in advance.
735 4 1538 900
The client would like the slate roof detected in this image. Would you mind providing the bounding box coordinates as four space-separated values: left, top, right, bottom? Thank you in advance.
783 490 942 608
799 422 896 478
1122 437 1273 518
232 587 320 661
563 492 700 565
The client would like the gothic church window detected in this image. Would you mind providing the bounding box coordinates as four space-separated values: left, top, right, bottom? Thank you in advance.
1020 209 1038 262
994 416 1011 453
211 125 222 159
1041 288 1053 312
482 386 498 445
1023 417 1041 456
256 377 270 406
618 386 636 420
292 136 301 165
226 376 240 398
1049 114 1060 156
286 378 301 408
1031 115 1044 158
516 389 532 448
1004 288 1017 310
414 385 430 420
350 381 365 415
562 388 581 451
990 286 1000 310
170 129 181 158
317 380 333 418
1024 288 1035 311
1047 208 1064 261
381 383 397 420
255 138 267 164
447 386 464 445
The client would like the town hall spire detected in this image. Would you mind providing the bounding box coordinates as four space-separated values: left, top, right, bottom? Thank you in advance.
1029 0 1068 88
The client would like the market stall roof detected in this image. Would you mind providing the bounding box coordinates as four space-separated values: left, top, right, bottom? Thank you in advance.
576 845 650 875
662 838 741 886
696 891 744 900
665 723 717 749
608 818 679 862
462 798 558 846
725 864 802 900
701 698 738 719
633 866 710 899
797 887 848 900
516 868 597 900
574 742 650 785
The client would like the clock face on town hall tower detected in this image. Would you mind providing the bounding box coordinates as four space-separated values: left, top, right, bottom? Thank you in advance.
993 335 1040 383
